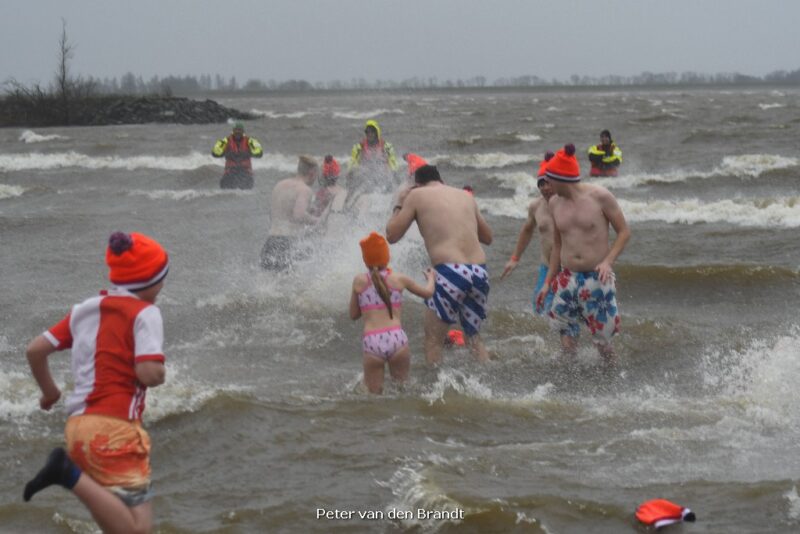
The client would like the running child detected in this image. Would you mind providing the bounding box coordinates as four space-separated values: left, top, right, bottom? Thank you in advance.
349 232 435 394
23 231 169 534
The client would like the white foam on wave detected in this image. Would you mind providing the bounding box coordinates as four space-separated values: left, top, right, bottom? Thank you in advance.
0 367 42 424
758 103 784 110
332 108 405 120
516 134 541 142
475 170 546 219
144 361 250 423
249 109 312 119
703 328 800 428
0 183 26 199
0 150 299 173
19 129 67 143
440 152 533 169
128 188 252 201
589 153 799 189
481 184 800 227
785 486 800 521
620 196 800 227
422 368 494 405
378 455 466 531
717 154 798 178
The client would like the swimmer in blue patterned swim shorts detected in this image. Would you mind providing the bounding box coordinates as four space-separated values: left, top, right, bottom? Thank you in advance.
386 164 494 364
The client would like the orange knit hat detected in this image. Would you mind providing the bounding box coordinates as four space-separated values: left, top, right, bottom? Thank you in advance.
537 150 556 183
106 231 169 291
359 232 390 268
405 153 428 176
545 144 581 182
322 155 340 178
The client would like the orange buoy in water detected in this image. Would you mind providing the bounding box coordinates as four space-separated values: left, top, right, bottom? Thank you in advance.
635 499 695 529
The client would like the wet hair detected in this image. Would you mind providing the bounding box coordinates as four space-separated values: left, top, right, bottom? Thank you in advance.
600 129 612 140
414 165 443 185
369 266 393 319
297 154 318 176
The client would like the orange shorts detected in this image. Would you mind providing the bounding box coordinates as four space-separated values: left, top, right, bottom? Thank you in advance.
65 414 151 492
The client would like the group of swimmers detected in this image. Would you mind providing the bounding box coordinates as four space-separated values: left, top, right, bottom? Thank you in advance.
243 119 629 392
20 119 629 532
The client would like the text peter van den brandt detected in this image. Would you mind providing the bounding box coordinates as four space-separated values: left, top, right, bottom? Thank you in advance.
316 508 465 520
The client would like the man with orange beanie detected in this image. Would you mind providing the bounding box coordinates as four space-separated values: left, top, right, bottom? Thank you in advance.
23 231 169 533
536 144 631 362
501 151 557 315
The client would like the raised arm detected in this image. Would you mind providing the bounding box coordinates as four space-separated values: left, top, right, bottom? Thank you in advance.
386 189 416 243
349 277 363 320
397 268 435 300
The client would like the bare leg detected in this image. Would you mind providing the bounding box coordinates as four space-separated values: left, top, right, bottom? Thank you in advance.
362 352 386 394
596 342 616 366
71 474 153 534
560 335 578 358
465 334 490 362
424 308 450 365
387 345 411 383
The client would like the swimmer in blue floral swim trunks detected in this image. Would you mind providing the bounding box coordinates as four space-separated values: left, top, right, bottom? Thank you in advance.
386 164 494 363
535 144 631 361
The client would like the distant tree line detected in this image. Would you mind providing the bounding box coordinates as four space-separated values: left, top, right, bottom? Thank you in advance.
80 69 800 95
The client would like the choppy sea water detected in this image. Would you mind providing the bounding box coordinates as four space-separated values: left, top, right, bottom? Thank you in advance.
2 87 800 533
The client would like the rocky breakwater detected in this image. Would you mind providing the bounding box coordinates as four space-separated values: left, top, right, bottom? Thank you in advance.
0 95 255 127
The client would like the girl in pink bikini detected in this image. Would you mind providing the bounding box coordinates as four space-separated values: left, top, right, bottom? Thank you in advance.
349 232 435 394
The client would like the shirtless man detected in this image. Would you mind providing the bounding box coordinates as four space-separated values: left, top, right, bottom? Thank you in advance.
536 144 630 361
261 155 321 271
501 151 556 315
386 165 493 363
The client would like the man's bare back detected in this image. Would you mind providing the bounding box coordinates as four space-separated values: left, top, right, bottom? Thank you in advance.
385 166 492 363
388 182 491 265
269 177 315 237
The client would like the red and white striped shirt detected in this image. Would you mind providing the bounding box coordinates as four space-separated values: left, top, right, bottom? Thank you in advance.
43 288 165 421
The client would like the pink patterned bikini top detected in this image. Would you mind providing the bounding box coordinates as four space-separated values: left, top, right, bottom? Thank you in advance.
357 270 403 312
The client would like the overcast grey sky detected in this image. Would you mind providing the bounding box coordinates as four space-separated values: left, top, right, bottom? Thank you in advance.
2 0 798 86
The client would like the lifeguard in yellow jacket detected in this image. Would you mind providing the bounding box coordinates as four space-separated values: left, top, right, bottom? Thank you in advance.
212 122 263 189
348 120 399 175
587 129 622 177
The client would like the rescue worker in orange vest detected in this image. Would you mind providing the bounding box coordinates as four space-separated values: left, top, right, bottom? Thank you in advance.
587 129 622 177
212 122 263 189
